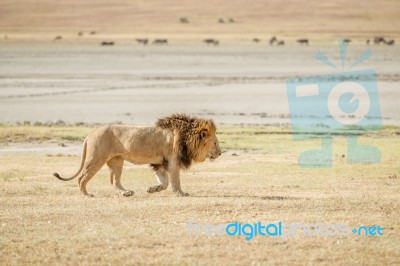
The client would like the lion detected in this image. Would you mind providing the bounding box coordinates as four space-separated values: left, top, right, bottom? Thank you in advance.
53 114 221 197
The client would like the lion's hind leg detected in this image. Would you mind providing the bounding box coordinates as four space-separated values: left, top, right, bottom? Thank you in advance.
107 157 134 197
147 168 169 193
79 162 104 197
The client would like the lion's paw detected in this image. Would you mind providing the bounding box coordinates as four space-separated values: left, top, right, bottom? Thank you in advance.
176 191 190 197
147 185 163 193
122 190 135 197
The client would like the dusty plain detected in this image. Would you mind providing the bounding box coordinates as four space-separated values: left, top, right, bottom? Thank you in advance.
0 125 399 265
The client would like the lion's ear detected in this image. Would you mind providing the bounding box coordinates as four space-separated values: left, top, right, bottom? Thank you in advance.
200 129 209 140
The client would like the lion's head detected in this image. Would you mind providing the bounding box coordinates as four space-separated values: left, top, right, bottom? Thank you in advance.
156 114 221 169
199 131 221 162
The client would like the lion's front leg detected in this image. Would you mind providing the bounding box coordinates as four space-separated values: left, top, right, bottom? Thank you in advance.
107 157 134 197
168 162 189 197
147 168 169 193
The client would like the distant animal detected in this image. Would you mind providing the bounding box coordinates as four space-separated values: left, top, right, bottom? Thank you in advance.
53 114 221 197
385 39 395 45
90 31 97 35
152 39 168 45
136 38 149 45
374 37 385 45
343 39 351 43
269 36 277 45
101 41 114 46
297 38 309 45
277 40 285 46
203 38 219 46
366 39 370 45
252 38 261 43
53 36 62 41
78 32 83 36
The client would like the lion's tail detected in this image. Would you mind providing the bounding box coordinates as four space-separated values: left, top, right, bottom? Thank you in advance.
53 137 88 181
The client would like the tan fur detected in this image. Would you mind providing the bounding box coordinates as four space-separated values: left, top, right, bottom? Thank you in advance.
53 114 221 197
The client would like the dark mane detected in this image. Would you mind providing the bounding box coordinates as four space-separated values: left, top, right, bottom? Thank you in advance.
153 113 215 170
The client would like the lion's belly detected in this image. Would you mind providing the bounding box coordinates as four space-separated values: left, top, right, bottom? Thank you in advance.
121 145 167 165
121 148 164 165
110 126 173 165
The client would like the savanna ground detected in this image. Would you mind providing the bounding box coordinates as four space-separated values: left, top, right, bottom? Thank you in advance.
1 124 399 265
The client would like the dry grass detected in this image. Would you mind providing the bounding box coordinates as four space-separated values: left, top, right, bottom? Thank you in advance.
0 125 92 144
1 125 400 265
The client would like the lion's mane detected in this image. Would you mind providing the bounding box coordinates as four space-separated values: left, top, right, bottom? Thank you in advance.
154 113 216 169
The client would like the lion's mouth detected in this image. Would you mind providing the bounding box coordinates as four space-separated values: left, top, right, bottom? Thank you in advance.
209 156 217 161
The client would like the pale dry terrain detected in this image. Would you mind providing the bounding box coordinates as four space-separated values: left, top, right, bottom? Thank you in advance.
1 43 400 126
1 0 399 42
0 125 400 265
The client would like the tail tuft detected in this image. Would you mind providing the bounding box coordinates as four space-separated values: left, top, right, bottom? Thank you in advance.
53 173 62 179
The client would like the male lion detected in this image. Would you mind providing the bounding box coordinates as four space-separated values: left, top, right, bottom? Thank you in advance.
53 114 221 197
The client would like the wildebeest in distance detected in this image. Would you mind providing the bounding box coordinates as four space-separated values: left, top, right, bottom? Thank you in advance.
269 36 277 45
386 40 394 45
101 41 114 46
53 36 62 41
136 38 149 45
297 38 309 45
203 38 219 46
152 39 168 45
374 37 385 45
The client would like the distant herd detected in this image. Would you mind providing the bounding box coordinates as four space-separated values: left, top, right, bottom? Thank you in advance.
103 36 395 46
4 32 395 46
97 35 397 47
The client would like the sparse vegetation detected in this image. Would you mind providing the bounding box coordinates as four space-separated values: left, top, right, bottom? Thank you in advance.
217 17 235 24
0 124 93 143
179 17 189 23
